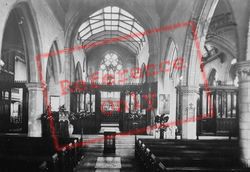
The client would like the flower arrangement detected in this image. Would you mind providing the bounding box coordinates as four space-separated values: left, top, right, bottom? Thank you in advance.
155 114 169 139
155 114 169 129
69 110 93 121
128 110 144 120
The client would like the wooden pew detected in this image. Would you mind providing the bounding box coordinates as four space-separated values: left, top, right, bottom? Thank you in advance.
0 136 80 172
58 137 80 167
135 139 249 172
0 137 58 172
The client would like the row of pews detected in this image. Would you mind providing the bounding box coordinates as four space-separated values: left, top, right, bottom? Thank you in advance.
135 138 249 172
0 135 82 172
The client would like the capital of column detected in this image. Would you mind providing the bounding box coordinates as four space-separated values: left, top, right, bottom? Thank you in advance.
177 85 199 95
236 60 250 82
26 82 46 91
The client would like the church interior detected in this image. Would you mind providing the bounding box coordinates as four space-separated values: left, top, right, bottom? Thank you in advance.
0 0 250 171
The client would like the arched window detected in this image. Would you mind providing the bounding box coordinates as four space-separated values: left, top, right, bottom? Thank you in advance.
99 51 123 85
168 41 178 78
162 39 178 79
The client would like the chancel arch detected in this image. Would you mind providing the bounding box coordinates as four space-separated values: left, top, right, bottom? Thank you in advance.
63 4 155 134
1 1 250 171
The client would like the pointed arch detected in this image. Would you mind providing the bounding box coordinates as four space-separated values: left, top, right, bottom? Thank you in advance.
45 41 60 85
64 1 160 77
183 0 239 87
0 2 41 83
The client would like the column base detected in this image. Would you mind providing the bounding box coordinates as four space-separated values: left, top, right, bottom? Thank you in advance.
182 122 197 140
178 86 199 140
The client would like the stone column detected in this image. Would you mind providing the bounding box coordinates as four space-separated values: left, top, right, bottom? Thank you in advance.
26 82 44 137
237 60 250 167
64 52 72 111
179 86 199 139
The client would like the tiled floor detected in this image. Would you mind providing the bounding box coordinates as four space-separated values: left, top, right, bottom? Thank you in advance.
95 157 121 171
74 135 142 172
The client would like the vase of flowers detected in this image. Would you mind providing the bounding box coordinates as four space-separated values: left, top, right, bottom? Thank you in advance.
155 114 169 139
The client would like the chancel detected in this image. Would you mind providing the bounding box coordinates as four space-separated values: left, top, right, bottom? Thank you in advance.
0 0 250 171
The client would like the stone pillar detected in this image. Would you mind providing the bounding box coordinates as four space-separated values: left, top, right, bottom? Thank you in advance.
64 52 72 111
237 61 250 167
26 82 44 137
179 86 199 139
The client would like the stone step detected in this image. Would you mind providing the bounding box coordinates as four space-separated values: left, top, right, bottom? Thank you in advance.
101 123 120 127
95 169 120 172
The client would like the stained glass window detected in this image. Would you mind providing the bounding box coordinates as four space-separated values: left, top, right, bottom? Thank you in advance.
99 52 123 85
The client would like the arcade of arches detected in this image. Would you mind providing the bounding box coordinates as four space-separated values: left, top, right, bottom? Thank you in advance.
0 0 250 170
